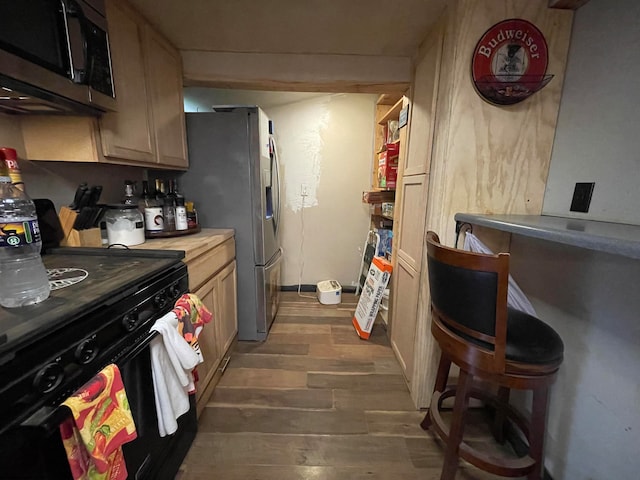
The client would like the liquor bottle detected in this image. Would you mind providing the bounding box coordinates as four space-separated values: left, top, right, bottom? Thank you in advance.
142 180 163 233
161 179 176 232
185 201 198 229
122 180 139 205
175 196 188 231
154 179 166 202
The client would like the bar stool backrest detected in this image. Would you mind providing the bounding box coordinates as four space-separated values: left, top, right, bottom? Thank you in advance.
425 231 510 372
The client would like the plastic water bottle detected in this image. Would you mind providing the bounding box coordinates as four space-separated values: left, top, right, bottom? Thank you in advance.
0 175 50 308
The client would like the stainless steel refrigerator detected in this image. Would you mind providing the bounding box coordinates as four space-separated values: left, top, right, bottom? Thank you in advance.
180 107 282 341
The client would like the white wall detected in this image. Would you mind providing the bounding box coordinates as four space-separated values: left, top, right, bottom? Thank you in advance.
542 0 640 224
184 90 376 288
508 235 640 480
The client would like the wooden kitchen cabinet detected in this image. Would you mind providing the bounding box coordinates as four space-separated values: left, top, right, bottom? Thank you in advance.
135 229 237 415
20 0 188 170
142 23 189 168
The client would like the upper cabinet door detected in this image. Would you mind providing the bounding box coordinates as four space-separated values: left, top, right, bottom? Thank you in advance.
404 26 443 177
143 26 188 169
100 0 155 163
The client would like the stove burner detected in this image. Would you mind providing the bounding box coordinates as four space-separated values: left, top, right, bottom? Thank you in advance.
47 268 89 291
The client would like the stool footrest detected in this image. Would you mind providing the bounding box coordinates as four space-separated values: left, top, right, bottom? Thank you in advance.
429 387 536 477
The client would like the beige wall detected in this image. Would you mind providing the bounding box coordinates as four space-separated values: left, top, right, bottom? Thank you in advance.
0 114 26 156
268 94 376 288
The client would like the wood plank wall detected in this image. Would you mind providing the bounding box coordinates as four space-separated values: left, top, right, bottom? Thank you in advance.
410 0 573 408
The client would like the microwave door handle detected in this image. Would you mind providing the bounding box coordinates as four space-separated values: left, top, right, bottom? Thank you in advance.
59 0 77 81
64 0 89 84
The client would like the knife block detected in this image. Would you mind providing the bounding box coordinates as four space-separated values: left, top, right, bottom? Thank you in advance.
58 206 103 247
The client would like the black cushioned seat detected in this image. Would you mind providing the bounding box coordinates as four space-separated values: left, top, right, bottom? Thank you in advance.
505 308 564 364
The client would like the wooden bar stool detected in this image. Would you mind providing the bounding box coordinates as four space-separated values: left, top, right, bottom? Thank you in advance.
421 231 564 480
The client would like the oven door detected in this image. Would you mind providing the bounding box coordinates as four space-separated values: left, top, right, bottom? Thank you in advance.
0 333 197 480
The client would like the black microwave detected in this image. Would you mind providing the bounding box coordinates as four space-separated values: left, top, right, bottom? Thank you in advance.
0 0 116 114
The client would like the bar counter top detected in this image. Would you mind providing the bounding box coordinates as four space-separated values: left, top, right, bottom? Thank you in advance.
454 213 640 260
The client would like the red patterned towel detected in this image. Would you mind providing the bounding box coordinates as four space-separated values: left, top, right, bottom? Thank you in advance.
59 364 137 480
173 293 212 353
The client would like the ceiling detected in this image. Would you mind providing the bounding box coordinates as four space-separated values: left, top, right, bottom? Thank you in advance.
126 0 448 57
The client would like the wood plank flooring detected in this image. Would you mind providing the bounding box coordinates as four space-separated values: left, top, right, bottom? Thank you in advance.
178 292 523 480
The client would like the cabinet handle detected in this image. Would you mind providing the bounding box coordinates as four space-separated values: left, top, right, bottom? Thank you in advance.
218 356 231 373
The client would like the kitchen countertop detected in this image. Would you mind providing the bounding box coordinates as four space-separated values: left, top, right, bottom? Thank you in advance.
132 228 235 262
454 213 640 260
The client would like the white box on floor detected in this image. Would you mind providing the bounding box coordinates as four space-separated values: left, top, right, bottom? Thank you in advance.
352 256 393 339
317 280 342 305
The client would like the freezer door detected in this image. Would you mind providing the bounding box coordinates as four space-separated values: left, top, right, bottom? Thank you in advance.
255 248 283 336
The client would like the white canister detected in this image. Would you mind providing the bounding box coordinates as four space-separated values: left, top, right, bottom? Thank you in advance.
104 204 146 246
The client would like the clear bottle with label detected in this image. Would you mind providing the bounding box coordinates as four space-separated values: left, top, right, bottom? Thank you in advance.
0 175 50 308
162 197 176 232
142 181 163 234
175 197 188 231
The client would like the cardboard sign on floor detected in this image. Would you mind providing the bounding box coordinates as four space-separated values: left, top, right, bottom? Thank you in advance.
352 256 393 339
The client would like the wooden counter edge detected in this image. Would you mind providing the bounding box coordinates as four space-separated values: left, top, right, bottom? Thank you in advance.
134 228 235 262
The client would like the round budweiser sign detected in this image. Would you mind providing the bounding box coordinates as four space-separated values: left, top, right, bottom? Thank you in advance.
471 19 550 105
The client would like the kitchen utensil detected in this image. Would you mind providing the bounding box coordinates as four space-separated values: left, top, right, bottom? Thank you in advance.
73 207 93 230
69 183 88 210
74 189 92 212
87 185 103 206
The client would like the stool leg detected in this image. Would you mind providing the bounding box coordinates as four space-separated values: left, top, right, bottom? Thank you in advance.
528 386 550 480
440 369 472 480
421 352 451 430
491 386 510 444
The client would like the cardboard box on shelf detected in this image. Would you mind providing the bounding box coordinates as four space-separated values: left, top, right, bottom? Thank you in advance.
378 151 399 189
362 190 395 203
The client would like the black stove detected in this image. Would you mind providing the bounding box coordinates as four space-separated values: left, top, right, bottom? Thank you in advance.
0 247 194 480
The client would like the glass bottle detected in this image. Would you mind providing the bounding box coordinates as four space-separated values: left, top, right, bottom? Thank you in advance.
162 196 176 232
122 180 139 205
175 196 188 231
154 179 166 203
140 181 162 233
185 201 198 229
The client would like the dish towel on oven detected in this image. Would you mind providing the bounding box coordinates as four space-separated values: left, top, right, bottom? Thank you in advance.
59 364 137 480
172 293 213 363
150 311 201 437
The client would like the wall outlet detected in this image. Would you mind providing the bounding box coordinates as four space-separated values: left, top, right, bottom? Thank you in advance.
570 182 595 213
300 184 309 196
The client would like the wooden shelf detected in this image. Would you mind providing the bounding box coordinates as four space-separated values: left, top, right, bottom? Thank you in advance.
378 98 403 125
363 190 396 204
377 93 403 106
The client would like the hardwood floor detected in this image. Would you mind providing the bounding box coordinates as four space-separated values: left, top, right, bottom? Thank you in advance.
179 292 523 480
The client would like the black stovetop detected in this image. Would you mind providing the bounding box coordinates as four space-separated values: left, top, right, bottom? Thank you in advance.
0 247 185 354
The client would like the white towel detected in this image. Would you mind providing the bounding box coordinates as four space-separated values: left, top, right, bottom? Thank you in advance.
150 312 201 437
463 232 538 316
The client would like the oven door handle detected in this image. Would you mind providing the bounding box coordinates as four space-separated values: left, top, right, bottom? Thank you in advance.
20 331 160 435
113 330 158 366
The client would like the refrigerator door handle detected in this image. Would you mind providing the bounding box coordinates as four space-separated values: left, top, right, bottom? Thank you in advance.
271 136 282 236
